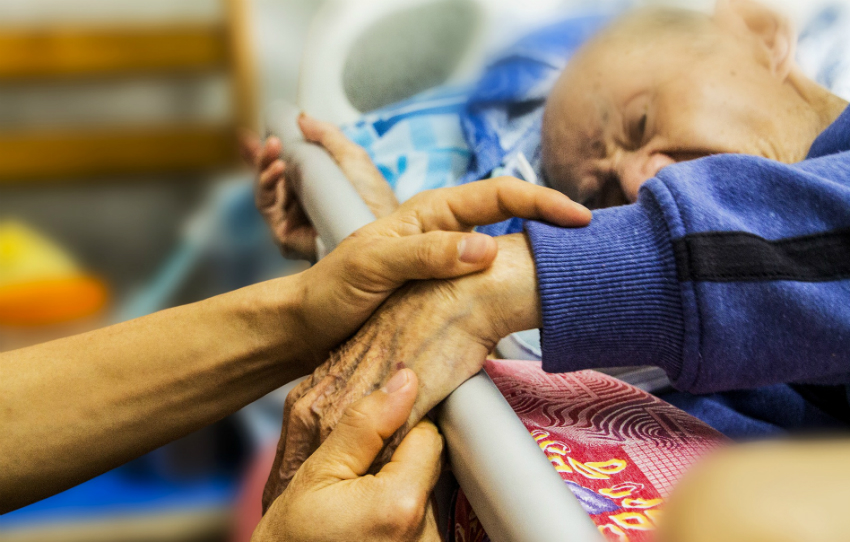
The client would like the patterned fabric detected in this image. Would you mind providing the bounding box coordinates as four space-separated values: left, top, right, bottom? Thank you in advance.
342 13 613 234
798 3 850 102
343 3 850 237
452 360 727 542
342 86 471 203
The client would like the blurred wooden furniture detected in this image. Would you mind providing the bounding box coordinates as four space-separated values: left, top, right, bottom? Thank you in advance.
0 0 255 183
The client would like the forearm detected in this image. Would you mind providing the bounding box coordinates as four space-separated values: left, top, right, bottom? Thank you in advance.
528 150 850 392
526 198 686 378
0 277 309 512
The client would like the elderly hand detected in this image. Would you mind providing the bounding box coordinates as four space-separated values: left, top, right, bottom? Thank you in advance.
240 114 400 260
253 369 444 542
287 177 590 366
263 229 544 510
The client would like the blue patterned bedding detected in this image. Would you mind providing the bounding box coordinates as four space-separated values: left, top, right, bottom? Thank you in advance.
344 3 850 235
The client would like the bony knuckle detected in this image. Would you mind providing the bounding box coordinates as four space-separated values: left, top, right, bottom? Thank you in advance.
406 192 425 206
420 188 439 201
291 397 314 423
389 493 427 534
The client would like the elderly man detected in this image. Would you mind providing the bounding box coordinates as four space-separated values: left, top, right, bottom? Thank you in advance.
253 0 850 538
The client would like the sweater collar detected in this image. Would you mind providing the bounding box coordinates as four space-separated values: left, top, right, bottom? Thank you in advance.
807 104 850 159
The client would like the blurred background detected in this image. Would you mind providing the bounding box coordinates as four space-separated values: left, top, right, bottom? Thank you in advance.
0 0 847 540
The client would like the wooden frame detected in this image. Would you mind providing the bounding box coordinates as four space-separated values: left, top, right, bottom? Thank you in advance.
0 126 237 181
0 0 255 183
0 26 228 80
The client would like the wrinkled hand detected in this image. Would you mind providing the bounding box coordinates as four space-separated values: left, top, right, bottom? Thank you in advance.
263 233 540 511
262 177 590 510
290 177 590 366
254 369 444 542
240 114 400 260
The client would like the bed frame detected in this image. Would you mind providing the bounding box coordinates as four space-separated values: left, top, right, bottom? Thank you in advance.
267 101 603 542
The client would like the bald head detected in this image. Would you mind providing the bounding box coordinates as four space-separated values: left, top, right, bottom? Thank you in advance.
541 0 838 209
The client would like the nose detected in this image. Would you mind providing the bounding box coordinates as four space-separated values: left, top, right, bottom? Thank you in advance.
617 151 675 201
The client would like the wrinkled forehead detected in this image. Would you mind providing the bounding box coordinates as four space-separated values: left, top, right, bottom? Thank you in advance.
546 67 606 155
552 6 716 101
540 80 602 197
541 46 623 178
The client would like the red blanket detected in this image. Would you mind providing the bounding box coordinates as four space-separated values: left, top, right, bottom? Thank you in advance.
452 360 728 542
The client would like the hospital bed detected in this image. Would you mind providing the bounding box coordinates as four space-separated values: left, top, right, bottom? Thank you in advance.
265 1 850 539
262 5 607 541
110 1 850 540
273 3 613 540
267 101 601 542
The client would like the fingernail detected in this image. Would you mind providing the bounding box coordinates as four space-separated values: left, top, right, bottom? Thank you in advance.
458 234 492 263
382 370 409 394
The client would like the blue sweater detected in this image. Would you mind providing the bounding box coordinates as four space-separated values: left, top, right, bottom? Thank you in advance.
526 106 850 433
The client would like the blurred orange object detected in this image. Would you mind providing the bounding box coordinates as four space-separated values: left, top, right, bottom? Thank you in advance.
1 219 110 327
0 276 108 327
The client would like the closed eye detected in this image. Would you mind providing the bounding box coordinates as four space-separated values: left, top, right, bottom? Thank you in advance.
582 172 628 210
631 113 647 147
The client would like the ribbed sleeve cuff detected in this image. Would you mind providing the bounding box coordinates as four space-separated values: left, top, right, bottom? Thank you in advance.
525 196 685 379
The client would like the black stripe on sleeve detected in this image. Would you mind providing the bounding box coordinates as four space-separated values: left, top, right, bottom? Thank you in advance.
673 228 850 282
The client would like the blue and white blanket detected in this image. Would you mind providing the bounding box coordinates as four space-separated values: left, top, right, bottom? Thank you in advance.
798 3 850 102
343 13 610 234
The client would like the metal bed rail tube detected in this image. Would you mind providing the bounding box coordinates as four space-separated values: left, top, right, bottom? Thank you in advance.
266 101 601 542
266 102 375 248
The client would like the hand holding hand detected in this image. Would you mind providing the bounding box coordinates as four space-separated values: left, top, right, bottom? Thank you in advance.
262 178 590 510
290 177 590 365
264 231 542 510
254 369 443 542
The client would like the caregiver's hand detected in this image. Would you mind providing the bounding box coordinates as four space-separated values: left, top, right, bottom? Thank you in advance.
0 175 585 514
253 369 443 542
263 233 540 510
240 113 400 260
290 177 591 365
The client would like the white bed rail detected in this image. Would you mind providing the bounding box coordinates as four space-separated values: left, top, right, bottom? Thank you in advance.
266 101 601 542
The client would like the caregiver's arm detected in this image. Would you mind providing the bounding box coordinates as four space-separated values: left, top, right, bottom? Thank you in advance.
0 275 307 514
0 178 589 513
526 149 850 393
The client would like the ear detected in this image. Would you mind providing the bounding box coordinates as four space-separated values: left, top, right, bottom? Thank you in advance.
715 0 796 80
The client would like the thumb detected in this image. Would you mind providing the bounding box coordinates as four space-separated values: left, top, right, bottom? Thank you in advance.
353 231 498 292
300 369 418 482
377 418 444 499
